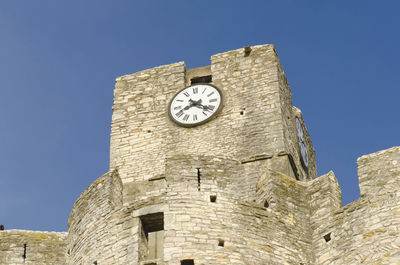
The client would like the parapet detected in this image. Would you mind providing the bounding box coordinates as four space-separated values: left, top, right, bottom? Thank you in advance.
67 170 126 264
0 230 67 264
358 146 400 198
310 146 400 264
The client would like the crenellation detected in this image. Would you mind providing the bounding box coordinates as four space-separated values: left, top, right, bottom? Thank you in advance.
310 146 400 265
2 45 398 265
358 146 400 198
0 230 67 265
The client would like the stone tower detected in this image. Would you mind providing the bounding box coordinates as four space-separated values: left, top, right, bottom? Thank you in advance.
1 45 399 265
64 45 400 265
67 44 318 264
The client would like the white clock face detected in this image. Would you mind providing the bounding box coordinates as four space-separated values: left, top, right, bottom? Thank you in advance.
169 84 222 127
295 117 309 168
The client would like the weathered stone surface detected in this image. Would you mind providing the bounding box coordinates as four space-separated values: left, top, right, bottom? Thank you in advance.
109 45 316 186
0 230 67 265
311 147 400 265
1 45 398 265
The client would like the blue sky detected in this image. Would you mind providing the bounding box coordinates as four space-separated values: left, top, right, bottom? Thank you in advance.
0 1 399 232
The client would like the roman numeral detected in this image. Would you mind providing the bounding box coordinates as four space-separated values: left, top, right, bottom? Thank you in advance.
202 111 208 116
202 87 207 94
183 92 190 97
209 98 217 102
193 114 197 121
175 110 184 118
207 92 215 97
193 87 198 94
183 114 190 121
174 106 182 110
176 99 184 102
208 105 215 111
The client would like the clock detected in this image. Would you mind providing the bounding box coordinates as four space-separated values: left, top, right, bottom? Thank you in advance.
295 117 309 169
169 84 223 127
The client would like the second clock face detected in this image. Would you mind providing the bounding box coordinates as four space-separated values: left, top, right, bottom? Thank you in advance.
295 117 309 169
169 84 222 127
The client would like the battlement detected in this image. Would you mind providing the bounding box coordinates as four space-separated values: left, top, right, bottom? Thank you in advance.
1 45 398 265
309 147 400 264
64 146 400 264
0 230 67 264
358 146 400 198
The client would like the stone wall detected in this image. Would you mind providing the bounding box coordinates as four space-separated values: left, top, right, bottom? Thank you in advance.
67 154 315 264
66 170 135 265
277 55 316 180
64 146 400 265
109 45 315 186
0 230 67 265
99 45 319 264
110 62 186 184
311 146 400 264
5 45 399 265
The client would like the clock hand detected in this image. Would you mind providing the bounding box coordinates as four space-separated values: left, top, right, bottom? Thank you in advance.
188 99 207 110
191 103 209 111
184 99 198 110
189 99 203 106
202 105 215 111
187 98 213 111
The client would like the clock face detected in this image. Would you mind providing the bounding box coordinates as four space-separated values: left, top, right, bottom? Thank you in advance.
169 84 222 127
295 117 309 169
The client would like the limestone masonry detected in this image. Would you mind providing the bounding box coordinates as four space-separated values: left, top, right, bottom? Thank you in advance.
1 45 399 265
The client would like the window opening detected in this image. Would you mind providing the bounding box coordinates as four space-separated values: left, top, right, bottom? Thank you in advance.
244 46 252 56
264 200 269 208
181 259 195 265
218 239 224 247
324 233 331 242
23 243 27 263
210 195 217 203
0 224 4 230
139 212 164 262
197 168 201 191
191 75 212 84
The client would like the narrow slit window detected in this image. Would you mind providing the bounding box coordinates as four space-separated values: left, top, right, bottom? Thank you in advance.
218 239 224 247
197 168 201 191
23 243 27 263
